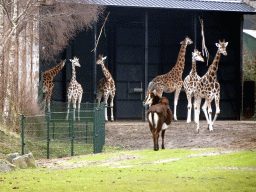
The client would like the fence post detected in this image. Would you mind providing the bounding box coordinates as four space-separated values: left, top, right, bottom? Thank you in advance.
101 103 106 146
71 110 74 156
93 107 97 153
21 115 25 155
52 121 55 140
46 112 50 159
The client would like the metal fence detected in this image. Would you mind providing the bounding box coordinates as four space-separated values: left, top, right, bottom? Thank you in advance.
1 102 105 159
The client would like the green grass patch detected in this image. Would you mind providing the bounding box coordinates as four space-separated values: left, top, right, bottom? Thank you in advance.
1 149 255 191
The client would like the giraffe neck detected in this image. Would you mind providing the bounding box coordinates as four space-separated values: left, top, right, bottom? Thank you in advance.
101 63 113 80
207 50 221 77
71 64 77 82
171 42 188 73
191 58 197 74
48 60 65 78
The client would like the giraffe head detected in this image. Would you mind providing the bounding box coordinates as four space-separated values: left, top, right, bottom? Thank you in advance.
215 40 228 56
70 57 81 67
192 49 204 62
180 36 193 45
96 54 107 65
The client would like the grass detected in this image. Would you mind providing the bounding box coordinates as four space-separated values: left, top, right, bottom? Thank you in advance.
0 125 21 155
0 148 255 191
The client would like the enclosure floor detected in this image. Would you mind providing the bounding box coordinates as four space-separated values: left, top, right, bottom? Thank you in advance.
105 120 256 150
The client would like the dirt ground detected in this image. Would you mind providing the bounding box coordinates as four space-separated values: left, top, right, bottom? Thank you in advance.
37 120 256 168
105 120 256 150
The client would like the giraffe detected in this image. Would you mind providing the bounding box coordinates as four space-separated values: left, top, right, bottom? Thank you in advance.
96 54 116 122
66 57 83 120
144 36 193 121
43 59 66 112
194 40 228 133
183 49 204 123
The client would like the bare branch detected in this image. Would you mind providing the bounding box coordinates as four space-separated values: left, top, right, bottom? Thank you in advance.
199 17 209 66
91 11 109 53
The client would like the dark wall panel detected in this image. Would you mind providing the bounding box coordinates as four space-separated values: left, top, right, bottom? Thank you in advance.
116 46 144 63
45 7 242 120
116 101 143 119
116 65 143 82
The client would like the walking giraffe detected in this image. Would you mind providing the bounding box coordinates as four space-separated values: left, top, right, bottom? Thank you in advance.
43 59 66 112
194 40 228 133
144 36 193 121
66 57 83 120
96 54 116 122
183 49 204 123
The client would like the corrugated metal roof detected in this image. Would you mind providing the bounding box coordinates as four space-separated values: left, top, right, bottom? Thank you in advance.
244 29 256 38
94 0 256 13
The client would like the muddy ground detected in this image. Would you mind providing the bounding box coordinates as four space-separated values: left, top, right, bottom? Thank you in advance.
37 120 255 168
105 120 256 150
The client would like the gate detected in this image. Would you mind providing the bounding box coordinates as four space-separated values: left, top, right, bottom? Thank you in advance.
21 102 105 159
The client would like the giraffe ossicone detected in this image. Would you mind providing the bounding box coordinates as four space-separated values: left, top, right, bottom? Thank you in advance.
96 54 116 122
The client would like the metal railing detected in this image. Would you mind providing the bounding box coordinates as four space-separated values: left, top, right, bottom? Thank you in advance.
1 102 105 159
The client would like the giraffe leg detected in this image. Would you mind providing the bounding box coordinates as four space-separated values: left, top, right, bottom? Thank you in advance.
66 101 70 120
103 93 110 122
44 92 51 113
110 95 114 122
202 99 211 129
194 98 199 123
211 95 220 131
96 92 103 107
193 100 196 123
72 98 77 121
47 100 51 113
207 102 213 132
186 91 192 123
78 95 82 121
194 97 202 123
194 97 201 133
45 87 53 113
173 86 182 121
66 94 72 120
43 93 47 111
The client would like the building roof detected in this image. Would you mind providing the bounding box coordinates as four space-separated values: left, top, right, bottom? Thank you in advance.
94 0 256 13
244 29 256 38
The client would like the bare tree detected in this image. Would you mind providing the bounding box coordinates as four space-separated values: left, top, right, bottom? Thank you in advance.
39 0 104 61
0 0 104 118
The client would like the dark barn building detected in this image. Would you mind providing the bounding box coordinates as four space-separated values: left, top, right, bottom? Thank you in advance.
40 0 256 120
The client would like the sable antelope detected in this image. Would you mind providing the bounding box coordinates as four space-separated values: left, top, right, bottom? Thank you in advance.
144 90 172 151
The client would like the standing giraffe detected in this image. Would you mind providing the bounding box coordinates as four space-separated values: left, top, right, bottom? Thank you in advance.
96 54 116 122
43 59 66 112
66 57 83 120
183 49 204 123
194 40 228 133
144 36 193 121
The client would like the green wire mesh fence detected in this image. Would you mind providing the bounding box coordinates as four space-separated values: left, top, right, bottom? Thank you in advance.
1 102 105 159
